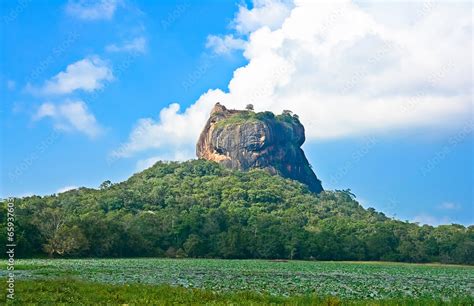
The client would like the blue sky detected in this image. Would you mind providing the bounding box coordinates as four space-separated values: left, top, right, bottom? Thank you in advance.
1 0 472 226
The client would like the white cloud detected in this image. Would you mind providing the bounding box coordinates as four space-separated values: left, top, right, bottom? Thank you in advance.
34 103 57 118
438 202 461 210
56 185 78 193
29 56 113 95
233 0 293 34
206 35 246 55
34 100 103 138
106 36 147 54
66 0 119 21
116 0 472 159
110 92 223 158
135 151 193 172
413 214 455 226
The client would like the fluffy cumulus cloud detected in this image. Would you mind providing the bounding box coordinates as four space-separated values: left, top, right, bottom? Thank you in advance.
29 56 113 95
34 100 103 138
117 0 472 160
106 36 147 54
233 0 294 34
66 0 119 21
110 91 224 158
206 35 246 55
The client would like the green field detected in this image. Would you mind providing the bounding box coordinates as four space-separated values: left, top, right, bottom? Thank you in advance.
1 259 474 304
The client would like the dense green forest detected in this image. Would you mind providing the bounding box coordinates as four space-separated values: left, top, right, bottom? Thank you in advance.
1 160 472 264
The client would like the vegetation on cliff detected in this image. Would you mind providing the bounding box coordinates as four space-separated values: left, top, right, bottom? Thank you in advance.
214 109 297 129
2 160 472 264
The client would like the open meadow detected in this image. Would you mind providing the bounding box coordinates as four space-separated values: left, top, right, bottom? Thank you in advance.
2 259 473 304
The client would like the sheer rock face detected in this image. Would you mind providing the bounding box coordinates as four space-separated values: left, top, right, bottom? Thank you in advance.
196 103 323 193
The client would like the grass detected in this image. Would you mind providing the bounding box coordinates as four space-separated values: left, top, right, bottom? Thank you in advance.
2 279 473 305
1 259 472 304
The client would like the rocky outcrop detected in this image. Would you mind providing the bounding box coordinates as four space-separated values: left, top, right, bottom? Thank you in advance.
196 103 323 193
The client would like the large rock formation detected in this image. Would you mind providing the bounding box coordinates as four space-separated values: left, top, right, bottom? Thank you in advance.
196 103 323 193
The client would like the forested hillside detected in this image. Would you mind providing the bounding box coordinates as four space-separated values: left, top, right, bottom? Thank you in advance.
2 160 472 264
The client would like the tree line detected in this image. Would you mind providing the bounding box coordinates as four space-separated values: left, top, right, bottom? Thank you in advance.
1 160 472 264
